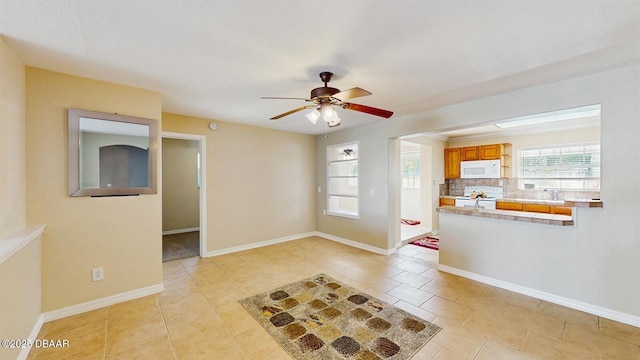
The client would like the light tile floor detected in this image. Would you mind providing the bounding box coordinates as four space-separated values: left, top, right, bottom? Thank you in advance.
29 236 640 359
401 224 432 242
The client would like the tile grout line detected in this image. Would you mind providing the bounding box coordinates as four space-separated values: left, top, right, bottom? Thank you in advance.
155 295 178 360
103 306 110 359
470 338 489 360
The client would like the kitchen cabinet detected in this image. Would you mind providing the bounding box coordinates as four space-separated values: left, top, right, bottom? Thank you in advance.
461 144 501 161
550 206 572 215
480 144 501 160
461 146 480 161
496 202 523 211
496 201 573 216
444 148 461 179
439 197 455 206
444 143 512 179
523 204 550 213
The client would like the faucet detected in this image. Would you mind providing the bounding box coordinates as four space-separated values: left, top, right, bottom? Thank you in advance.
544 189 559 200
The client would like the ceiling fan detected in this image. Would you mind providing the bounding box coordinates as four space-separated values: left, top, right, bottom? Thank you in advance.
262 72 393 127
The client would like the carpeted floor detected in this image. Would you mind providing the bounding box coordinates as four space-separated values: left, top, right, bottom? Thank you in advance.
240 273 441 359
162 231 199 262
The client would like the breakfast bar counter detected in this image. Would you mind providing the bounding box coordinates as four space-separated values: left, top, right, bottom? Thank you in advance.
437 205 574 226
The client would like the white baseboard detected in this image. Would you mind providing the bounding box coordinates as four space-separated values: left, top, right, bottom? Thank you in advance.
205 231 395 258
315 232 396 255
162 227 200 236
437 264 640 328
42 283 164 323
205 232 317 257
17 314 45 360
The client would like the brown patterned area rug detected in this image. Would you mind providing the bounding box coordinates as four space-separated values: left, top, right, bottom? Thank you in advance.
239 274 441 359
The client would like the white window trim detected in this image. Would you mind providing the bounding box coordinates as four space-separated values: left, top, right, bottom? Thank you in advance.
517 141 601 191
326 141 359 219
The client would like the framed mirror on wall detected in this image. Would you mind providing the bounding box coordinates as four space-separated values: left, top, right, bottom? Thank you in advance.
68 108 158 197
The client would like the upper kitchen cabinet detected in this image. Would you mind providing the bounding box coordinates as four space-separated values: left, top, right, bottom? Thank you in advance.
445 143 512 179
461 146 479 161
479 144 501 159
461 144 502 161
444 148 461 179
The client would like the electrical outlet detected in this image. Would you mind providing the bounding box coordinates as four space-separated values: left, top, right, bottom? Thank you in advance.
92 267 104 282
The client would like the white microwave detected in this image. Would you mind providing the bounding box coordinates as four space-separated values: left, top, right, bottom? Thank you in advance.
460 160 501 179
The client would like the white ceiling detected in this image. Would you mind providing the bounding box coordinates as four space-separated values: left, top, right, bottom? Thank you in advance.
1 1 638 135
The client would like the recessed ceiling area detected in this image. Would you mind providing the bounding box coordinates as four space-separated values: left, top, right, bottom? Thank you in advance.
0 1 637 135
434 105 601 142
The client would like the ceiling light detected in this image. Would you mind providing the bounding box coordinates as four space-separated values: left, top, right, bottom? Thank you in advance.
305 103 343 127
321 103 335 120
306 109 321 124
319 103 341 126
342 148 355 159
495 104 601 128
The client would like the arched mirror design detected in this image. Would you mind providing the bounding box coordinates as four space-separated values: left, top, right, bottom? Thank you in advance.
68 108 158 197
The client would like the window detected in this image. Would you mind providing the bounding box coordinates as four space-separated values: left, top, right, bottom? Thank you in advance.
401 152 420 189
327 142 358 218
518 142 600 190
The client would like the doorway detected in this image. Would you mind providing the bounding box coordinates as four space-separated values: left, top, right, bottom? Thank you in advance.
161 132 207 261
399 140 432 243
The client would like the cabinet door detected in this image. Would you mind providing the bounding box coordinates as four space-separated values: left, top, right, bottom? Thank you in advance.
480 144 501 160
523 204 551 213
444 148 461 179
461 146 479 161
439 197 455 206
550 206 572 215
496 202 523 211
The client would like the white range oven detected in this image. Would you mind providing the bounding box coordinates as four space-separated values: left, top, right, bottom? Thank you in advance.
454 186 504 210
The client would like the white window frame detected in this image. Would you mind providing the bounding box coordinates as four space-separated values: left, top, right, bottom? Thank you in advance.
401 151 420 189
518 142 601 191
327 142 359 219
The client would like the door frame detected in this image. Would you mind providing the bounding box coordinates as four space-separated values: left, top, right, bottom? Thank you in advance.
162 131 207 257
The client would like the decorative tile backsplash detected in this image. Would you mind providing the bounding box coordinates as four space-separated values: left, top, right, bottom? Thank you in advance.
443 178 600 200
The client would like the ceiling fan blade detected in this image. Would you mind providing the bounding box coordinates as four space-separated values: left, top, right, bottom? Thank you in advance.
261 96 311 101
342 103 394 118
269 105 315 120
332 87 371 101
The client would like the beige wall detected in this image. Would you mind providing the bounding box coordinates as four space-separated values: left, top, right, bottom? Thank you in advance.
317 131 445 250
162 138 200 231
162 113 316 252
0 236 42 360
0 36 39 360
25 68 163 312
316 130 393 250
0 36 26 239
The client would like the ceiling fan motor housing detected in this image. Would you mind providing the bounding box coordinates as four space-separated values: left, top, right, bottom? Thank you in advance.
310 86 340 102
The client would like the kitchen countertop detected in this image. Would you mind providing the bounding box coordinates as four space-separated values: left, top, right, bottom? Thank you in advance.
439 196 603 208
436 206 574 226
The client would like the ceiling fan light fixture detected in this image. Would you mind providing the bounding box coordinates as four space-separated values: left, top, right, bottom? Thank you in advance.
306 108 321 124
321 103 335 120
